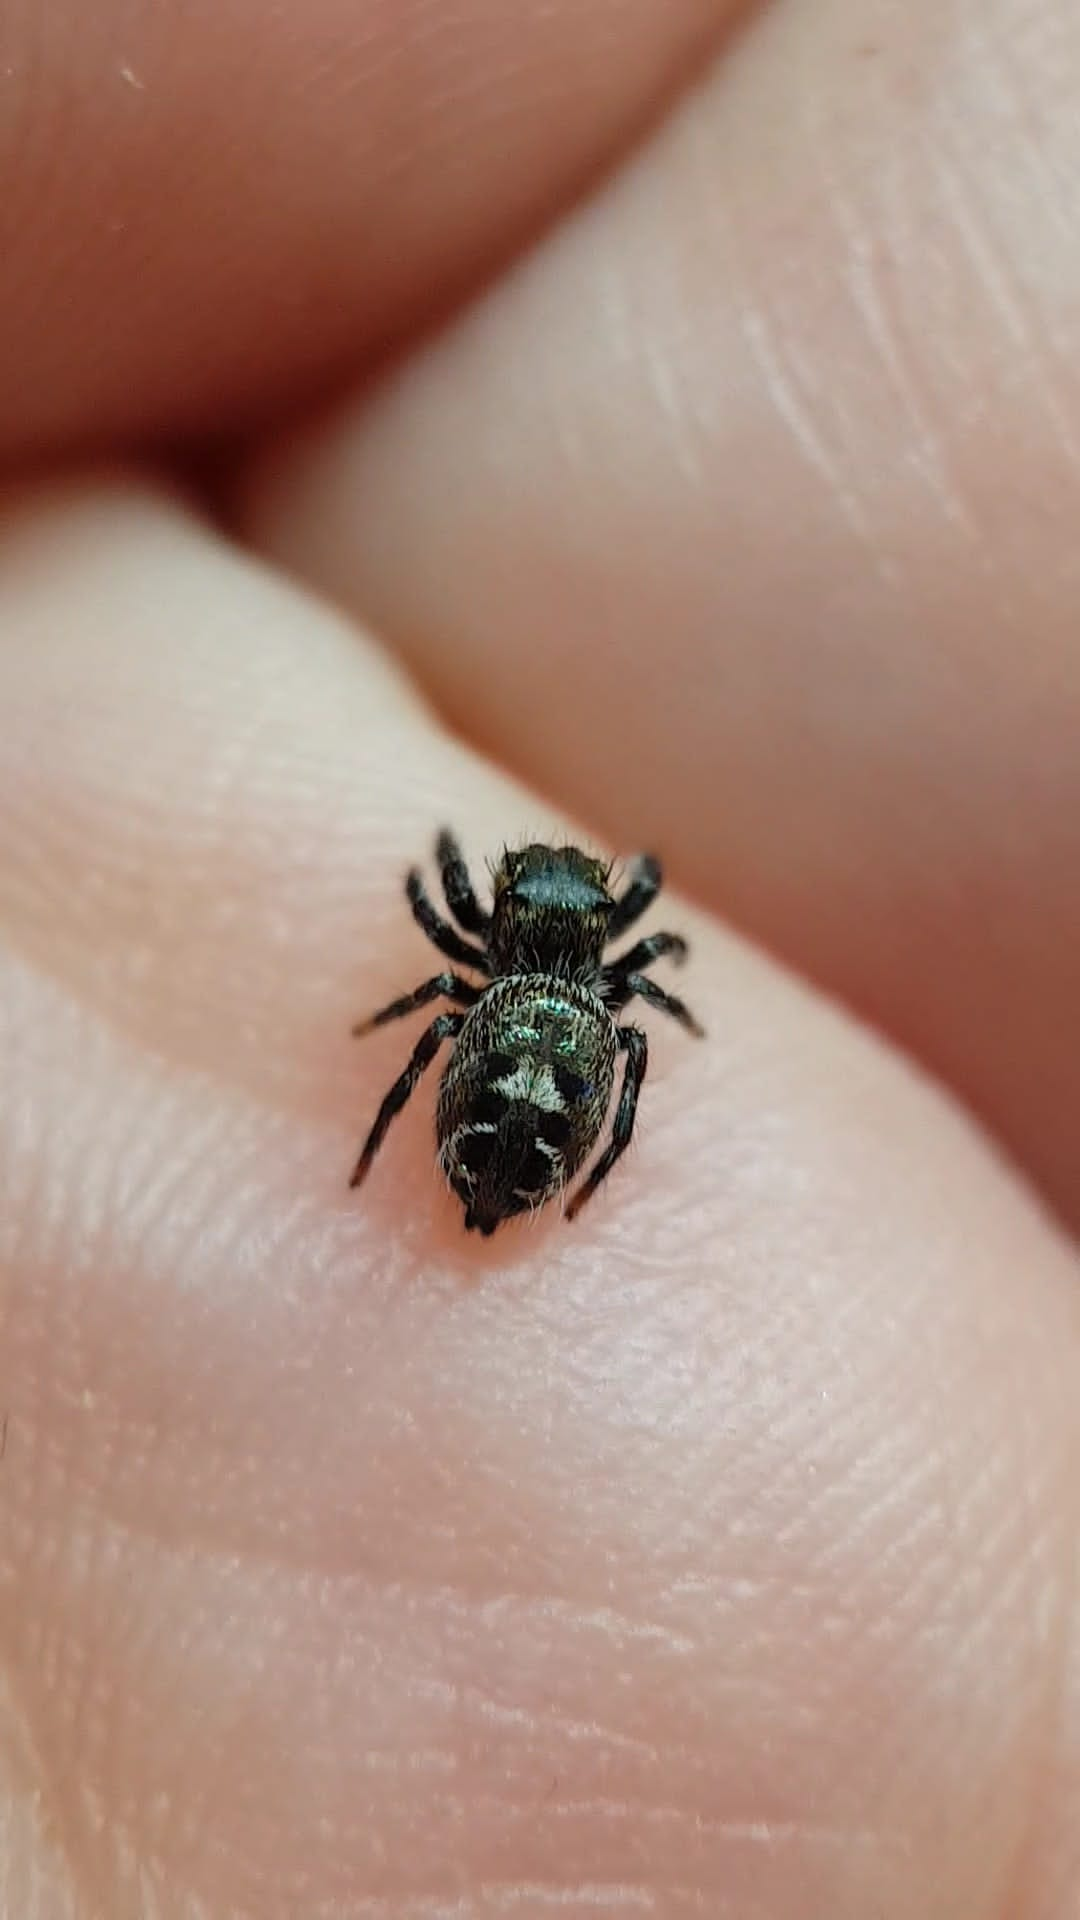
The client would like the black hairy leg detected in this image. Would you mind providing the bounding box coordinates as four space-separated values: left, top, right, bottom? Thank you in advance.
353 972 480 1036
406 869 489 972
436 828 490 936
349 1012 464 1188
605 929 688 982
566 1025 648 1221
612 970 704 1038
606 855 661 940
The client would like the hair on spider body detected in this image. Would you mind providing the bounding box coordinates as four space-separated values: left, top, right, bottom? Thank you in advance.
349 831 703 1235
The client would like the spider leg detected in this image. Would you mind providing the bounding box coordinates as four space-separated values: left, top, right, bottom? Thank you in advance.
606 854 662 940
609 970 704 1038
349 1011 464 1189
436 828 490 935
353 971 479 1036
407 870 490 972
604 929 688 980
566 1026 648 1221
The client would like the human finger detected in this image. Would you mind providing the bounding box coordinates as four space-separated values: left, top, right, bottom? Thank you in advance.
0 0 728 456
245 0 1080 1235
1 475 1078 1916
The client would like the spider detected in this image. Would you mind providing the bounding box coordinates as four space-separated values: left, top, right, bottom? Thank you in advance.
349 830 703 1235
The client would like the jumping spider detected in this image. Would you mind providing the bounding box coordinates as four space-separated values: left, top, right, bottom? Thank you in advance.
349 831 703 1235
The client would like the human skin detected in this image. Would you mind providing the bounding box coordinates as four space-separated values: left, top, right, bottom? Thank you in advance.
1 2 1079 1918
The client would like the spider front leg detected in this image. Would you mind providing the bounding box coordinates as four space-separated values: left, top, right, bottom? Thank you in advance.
353 972 479 1036
566 1026 648 1221
606 854 662 940
436 828 490 936
349 1011 463 1189
406 868 490 972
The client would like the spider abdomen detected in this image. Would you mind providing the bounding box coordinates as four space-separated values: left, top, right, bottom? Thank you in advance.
437 975 616 1236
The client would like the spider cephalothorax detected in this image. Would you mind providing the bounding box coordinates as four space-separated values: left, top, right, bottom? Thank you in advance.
349 831 703 1235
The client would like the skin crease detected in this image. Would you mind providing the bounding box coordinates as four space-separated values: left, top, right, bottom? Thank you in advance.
0 8 1078 1920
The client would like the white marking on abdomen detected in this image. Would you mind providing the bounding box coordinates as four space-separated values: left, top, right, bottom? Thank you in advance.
492 1062 565 1111
440 1121 498 1185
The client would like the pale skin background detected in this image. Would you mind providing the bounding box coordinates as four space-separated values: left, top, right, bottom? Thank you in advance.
1 0 1079 1914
